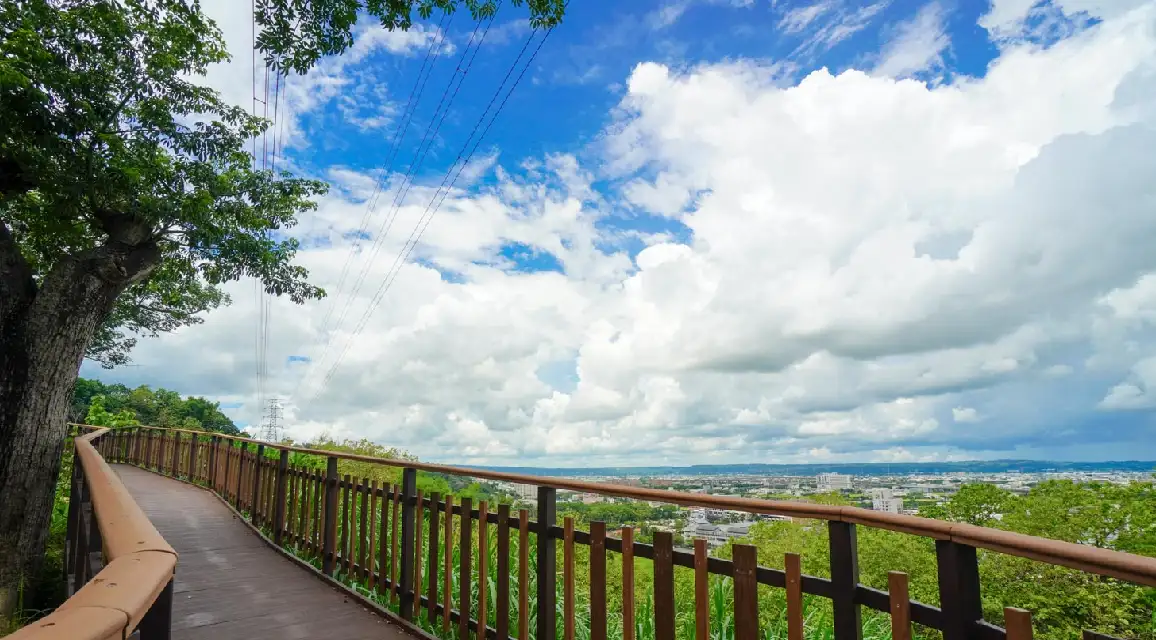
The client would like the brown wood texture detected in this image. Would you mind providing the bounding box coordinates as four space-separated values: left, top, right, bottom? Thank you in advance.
590 521 607 640
653 530 675 640
369 480 379 590
694 538 708 640
379 484 390 596
359 478 369 579
733 544 759 640
414 490 425 619
518 509 529 640
444 495 454 634
1005 608 1033 640
287 466 298 544
111 464 418 640
564 517 575 640
786 553 803 640
342 474 352 574
91 426 1156 587
622 525 636 640
889 571 912 640
496 504 511 640
391 484 401 603
459 497 473 640
478 500 488 639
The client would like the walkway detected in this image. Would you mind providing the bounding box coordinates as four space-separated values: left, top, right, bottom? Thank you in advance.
113 465 417 640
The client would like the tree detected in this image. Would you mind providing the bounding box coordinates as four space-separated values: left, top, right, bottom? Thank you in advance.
0 0 327 614
0 0 566 617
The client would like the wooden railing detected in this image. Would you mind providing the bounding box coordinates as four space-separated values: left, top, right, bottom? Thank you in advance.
10 426 176 640
83 425 1156 640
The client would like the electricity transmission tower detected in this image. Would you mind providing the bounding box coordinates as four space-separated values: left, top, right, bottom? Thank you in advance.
259 398 283 442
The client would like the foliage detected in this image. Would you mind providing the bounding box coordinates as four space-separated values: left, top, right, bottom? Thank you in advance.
1 0 328 367
256 0 567 73
71 377 239 433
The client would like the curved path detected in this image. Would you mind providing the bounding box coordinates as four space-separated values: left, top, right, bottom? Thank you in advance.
113 464 417 640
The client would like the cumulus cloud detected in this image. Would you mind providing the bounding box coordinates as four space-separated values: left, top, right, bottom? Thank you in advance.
88 2 1156 465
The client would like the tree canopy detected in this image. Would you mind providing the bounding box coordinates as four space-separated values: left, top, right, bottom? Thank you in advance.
71 377 240 433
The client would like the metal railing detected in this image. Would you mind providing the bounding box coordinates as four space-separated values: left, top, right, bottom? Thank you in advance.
38 424 1156 640
10 426 176 640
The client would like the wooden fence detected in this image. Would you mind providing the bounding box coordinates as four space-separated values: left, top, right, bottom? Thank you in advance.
93 425 1156 640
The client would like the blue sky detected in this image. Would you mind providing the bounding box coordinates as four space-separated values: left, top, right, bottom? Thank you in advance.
86 0 1156 466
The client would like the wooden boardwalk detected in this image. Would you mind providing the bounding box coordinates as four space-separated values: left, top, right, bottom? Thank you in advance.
113 465 418 640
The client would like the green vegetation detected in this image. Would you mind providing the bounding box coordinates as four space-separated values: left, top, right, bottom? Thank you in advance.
72 377 240 433
0 0 567 623
248 460 1156 640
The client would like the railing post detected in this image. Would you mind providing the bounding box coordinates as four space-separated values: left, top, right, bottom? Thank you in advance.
208 435 219 489
536 486 557 640
188 433 199 483
132 428 141 465
63 450 80 583
235 440 247 511
399 467 417 620
169 430 181 477
138 577 174 639
828 521 862 640
322 456 339 575
252 443 265 524
273 448 289 545
147 428 156 469
937 541 982 640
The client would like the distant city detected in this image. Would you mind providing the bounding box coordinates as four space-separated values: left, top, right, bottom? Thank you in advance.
486 460 1155 549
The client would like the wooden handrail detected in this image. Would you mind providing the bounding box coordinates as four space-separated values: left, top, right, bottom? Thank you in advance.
10 428 177 640
80 423 1156 588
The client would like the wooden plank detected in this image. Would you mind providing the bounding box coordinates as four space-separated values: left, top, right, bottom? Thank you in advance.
459 497 473 640
829 521 862 640
622 526 635 640
368 480 379 590
400 468 417 619
428 493 441 627
114 465 417 640
786 553 803 640
653 530 675 640
536 487 557 640
889 571 912 640
322 458 338 575
478 500 489 639
497 504 511 640
1005 608 1033 640
312 469 323 554
564 517 575 640
694 538 708 640
444 494 454 634
287 464 298 545
936 540 981 640
518 509 529 640
341 474 352 574
378 483 390 597
733 544 759 640
590 521 607 640
274 450 289 545
414 489 425 619
358 477 369 579
391 483 401 603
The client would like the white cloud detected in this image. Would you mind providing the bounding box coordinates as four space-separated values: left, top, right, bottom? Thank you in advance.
89 2 1156 465
779 1 836 34
788 1 890 60
873 2 951 78
952 406 981 423
980 0 1149 40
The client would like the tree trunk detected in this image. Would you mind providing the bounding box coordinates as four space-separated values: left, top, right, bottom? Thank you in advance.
0 228 159 617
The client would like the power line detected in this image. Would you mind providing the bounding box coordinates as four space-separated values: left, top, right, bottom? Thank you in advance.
310 12 453 349
308 27 553 396
307 11 497 382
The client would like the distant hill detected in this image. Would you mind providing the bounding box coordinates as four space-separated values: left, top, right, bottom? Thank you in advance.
467 459 1156 477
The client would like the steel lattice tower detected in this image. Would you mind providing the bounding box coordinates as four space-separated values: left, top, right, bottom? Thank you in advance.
259 397 283 442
